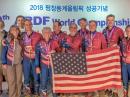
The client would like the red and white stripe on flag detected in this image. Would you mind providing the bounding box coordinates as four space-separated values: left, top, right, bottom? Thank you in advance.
52 47 122 93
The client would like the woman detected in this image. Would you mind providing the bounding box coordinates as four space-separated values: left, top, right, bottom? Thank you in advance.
1 25 23 97
0 20 8 95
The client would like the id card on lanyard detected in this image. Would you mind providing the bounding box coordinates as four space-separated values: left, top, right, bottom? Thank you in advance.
45 41 51 55
45 41 51 68
106 26 115 47
89 31 96 51
80 30 87 37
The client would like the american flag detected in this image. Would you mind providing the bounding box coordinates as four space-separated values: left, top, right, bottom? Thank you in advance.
51 47 122 93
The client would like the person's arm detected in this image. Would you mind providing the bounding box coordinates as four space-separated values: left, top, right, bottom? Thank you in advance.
120 38 126 57
1 45 8 69
118 28 124 40
3 30 8 39
35 44 41 74
2 32 11 46
101 33 107 49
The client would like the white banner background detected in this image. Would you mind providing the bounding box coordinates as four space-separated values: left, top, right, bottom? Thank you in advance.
0 0 130 32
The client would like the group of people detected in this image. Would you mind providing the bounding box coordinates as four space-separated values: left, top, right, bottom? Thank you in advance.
0 14 130 97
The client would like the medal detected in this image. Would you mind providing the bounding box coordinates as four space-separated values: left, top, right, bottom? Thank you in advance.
106 26 115 47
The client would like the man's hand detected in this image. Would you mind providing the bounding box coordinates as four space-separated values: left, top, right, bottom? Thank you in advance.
36 67 41 74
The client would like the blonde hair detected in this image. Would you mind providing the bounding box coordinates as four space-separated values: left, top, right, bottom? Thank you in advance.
0 20 5 28
8 25 21 41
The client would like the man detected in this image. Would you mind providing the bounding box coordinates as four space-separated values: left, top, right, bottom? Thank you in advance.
60 23 85 97
15 15 25 32
52 21 67 53
0 20 8 95
22 19 42 97
85 20 107 52
86 20 107 97
78 18 89 52
103 14 124 48
64 23 82 53
103 14 124 97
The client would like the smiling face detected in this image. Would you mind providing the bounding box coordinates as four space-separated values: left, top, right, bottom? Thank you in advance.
106 16 115 29
42 28 52 42
69 23 77 36
10 26 20 39
24 20 32 33
79 19 87 30
53 22 61 34
89 21 97 33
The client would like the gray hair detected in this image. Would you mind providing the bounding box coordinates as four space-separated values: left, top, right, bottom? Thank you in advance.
42 27 52 33
69 22 78 29
106 14 115 20
89 20 97 26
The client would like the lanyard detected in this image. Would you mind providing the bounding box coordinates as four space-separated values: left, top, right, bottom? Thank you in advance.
45 41 51 54
106 26 115 41
41 40 51 55
89 31 96 47
53 32 61 40
79 29 88 37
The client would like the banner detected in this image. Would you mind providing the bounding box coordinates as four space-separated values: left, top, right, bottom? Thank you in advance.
0 0 130 32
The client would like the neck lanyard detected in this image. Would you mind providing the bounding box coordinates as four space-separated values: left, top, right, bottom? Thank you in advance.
89 31 96 47
106 26 115 41
54 32 60 40
80 29 87 37
44 41 51 54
